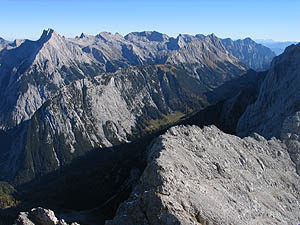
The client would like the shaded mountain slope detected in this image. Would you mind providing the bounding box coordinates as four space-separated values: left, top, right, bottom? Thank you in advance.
2 61 247 184
237 43 300 139
237 43 300 175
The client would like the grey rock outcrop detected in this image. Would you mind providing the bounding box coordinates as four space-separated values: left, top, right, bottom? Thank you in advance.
281 111 300 174
106 125 300 225
237 43 300 139
15 207 79 225
234 42 300 177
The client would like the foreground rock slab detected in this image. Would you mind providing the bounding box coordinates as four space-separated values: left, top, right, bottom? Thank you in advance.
106 125 300 225
15 207 79 225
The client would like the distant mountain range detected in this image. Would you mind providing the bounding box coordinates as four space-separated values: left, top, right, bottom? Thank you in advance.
255 39 298 55
0 30 275 129
0 29 284 225
0 29 277 184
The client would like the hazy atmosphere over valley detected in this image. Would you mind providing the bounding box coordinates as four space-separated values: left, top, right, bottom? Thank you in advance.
0 1 299 225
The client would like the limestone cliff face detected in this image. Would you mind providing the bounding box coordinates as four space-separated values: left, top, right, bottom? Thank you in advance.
237 43 300 174
3 61 247 184
106 125 300 225
237 43 300 139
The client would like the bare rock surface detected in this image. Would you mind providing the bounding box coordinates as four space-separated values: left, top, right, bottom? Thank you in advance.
106 125 300 225
15 207 79 225
237 43 300 139
237 43 300 175
281 111 300 175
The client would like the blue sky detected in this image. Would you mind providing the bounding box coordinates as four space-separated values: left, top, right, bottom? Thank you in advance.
1 0 299 41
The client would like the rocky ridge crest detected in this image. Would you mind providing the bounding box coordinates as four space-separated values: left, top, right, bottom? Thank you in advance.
107 125 300 225
15 207 79 225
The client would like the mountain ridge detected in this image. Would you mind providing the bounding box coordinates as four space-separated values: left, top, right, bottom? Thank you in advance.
0 28 257 130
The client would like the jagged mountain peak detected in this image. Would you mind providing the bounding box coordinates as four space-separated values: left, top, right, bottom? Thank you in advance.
38 28 63 44
79 32 88 39
236 41 300 175
267 42 300 71
96 31 124 42
9 39 26 48
235 37 256 45
195 34 206 40
177 34 195 43
207 33 217 38
203 33 223 45
205 33 222 44
205 33 222 42
0 37 10 51
282 42 299 54
244 37 253 41
125 31 169 42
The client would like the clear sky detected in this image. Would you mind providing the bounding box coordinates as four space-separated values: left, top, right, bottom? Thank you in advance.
0 0 299 41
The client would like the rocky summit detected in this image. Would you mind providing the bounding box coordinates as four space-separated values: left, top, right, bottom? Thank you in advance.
15 207 79 225
107 125 300 225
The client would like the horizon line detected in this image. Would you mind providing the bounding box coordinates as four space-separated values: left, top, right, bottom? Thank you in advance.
1 28 298 43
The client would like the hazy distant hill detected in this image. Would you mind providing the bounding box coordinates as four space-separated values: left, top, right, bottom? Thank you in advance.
256 39 298 55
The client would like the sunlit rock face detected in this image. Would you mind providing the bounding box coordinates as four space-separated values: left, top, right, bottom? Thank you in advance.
107 125 300 225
